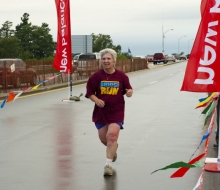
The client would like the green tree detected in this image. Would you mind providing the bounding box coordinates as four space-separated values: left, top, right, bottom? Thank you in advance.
92 33 121 53
17 13 30 27
19 50 33 60
15 13 55 59
31 23 55 59
112 45 122 54
117 54 128 60
119 52 132 59
15 13 33 56
0 21 15 38
0 37 21 58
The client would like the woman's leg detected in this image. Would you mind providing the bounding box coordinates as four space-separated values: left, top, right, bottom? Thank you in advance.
106 123 120 159
98 124 108 146
99 123 120 176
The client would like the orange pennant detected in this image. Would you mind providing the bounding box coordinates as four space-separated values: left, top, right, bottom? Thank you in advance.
6 92 15 102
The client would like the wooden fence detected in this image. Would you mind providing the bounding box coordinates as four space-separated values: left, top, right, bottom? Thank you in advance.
0 58 148 92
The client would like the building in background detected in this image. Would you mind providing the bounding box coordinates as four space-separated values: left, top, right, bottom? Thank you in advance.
71 35 92 54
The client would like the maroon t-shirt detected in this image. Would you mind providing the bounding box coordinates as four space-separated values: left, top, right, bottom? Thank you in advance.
85 69 132 124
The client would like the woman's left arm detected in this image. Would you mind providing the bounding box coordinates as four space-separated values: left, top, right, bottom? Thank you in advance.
123 74 133 97
125 89 133 97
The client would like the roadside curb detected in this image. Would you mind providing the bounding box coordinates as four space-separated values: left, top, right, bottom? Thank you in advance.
0 79 88 100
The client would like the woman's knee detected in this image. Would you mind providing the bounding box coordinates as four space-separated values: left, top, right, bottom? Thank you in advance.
107 132 118 144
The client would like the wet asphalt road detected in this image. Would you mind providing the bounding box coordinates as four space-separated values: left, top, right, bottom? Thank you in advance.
0 61 216 190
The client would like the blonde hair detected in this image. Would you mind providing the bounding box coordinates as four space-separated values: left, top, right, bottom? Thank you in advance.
100 48 117 63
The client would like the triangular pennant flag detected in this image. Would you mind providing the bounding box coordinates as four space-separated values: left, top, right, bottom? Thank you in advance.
170 153 205 178
199 93 212 102
196 103 207 109
23 87 32 92
189 112 215 160
31 84 42 90
201 101 213 114
48 76 55 80
199 97 207 102
200 131 210 146
193 159 204 167
13 91 23 102
189 131 210 161
204 100 217 126
151 162 196 175
6 92 15 103
196 92 216 108
0 96 8 108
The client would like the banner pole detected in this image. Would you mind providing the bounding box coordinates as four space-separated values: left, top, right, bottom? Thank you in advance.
70 71 72 97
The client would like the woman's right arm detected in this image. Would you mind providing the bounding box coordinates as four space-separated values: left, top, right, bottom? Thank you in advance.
89 95 105 108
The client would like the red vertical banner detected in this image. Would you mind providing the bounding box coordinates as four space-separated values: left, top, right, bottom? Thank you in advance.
53 0 72 74
201 0 208 16
181 0 220 92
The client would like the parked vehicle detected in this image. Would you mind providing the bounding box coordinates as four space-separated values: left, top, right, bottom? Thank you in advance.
146 55 153 62
0 58 37 88
186 54 190 59
166 55 176 62
72 53 101 72
153 53 168 64
179 55 187 60
73 53 101 64
172 53 180 60
73 54 80 63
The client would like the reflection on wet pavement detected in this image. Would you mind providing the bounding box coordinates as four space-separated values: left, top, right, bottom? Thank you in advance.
103 170 118 190
56 125 73 190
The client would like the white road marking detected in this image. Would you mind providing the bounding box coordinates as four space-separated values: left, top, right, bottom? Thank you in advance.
168 74 174 76
149 81 158 84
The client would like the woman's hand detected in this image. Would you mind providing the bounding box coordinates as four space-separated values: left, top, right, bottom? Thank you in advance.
125 89 133 97
95 99 105 108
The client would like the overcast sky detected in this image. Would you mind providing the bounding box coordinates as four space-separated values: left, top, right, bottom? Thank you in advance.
0 0 201 56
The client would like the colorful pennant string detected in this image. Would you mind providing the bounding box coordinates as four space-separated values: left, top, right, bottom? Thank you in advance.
204 100 217 126
151 93 218 190
170 153 205 178
0 96 8 108
0 73 61 109
189 107 216 160
196 92 216 108
151 162 197 175
193 174 202 190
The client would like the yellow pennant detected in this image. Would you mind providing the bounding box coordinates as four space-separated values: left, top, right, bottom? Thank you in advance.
196 92 216 107
31 84 42 90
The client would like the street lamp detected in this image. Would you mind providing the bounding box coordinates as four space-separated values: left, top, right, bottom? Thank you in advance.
162 27 173 53
188 39 194 54
178 36 186 54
